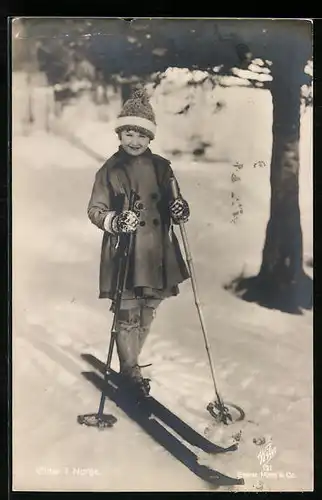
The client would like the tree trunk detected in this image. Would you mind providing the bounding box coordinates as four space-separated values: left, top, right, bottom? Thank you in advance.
259 57 304 294
120 77 146 104
121 82 132 104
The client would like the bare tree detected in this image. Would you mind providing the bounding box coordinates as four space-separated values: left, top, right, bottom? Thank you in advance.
226 23 312 313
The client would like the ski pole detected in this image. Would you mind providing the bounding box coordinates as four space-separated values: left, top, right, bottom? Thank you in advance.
98 189 139 415
103 190 141 371
169 178 227 413
78 189 138 429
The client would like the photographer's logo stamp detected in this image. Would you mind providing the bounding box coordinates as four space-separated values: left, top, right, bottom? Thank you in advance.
237 438 297 482
257 439 277 471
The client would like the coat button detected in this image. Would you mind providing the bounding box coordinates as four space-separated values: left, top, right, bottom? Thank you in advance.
153 218 160 226
151 193 158 200
139 220 146 227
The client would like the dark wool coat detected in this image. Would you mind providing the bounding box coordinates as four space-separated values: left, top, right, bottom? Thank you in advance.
87 147 190 299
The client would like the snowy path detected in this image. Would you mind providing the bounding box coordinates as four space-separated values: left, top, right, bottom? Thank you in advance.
12 128 313 492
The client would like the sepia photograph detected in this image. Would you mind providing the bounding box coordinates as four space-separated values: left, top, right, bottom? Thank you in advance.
11 17 313 492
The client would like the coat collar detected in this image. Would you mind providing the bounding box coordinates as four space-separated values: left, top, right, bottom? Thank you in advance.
104 146 171 187
116 145 153 161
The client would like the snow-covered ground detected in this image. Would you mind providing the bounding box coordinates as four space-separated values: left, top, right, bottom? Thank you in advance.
12 70 313 492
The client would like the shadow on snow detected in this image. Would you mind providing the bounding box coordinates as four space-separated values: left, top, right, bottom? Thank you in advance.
223 270 313 315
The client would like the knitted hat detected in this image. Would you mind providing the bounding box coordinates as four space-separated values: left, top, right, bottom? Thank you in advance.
115 88 156 140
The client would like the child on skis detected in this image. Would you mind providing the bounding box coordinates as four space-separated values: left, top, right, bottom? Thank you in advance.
87 87 190 397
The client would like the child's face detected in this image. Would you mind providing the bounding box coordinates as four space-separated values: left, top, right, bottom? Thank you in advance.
120 129 151 156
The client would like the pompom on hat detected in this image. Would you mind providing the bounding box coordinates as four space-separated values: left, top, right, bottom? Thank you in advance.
115 87 156 140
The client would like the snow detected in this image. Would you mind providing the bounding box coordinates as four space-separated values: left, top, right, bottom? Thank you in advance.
12 68 313 492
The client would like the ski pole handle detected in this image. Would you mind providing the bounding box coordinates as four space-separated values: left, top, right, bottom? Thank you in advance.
169 177 180 200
